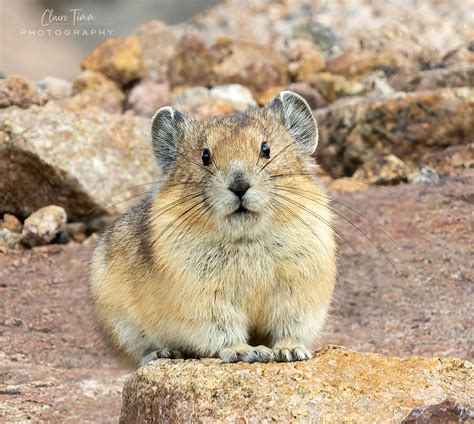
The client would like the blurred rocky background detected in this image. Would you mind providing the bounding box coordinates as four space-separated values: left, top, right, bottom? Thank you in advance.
1 0 473 421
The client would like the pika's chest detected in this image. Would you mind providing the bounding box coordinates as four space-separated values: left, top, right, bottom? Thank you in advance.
181 240 277 285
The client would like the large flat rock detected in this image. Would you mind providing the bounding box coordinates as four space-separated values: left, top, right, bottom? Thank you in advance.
0 102 157 221
120 346 473 422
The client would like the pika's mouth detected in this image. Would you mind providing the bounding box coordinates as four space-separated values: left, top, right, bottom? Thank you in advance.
235 205 250 214
229 204 253 217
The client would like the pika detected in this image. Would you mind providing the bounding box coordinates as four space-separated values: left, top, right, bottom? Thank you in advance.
89 91 336 367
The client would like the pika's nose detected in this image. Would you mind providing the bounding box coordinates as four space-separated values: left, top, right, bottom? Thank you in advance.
228 179 250 199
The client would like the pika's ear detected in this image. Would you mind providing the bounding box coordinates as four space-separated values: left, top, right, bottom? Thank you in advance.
266 91 318 155
150 106 187 173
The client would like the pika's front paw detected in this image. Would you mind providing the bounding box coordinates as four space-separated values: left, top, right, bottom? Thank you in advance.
140 348 183 366
219 344 274 363
272 342 312 362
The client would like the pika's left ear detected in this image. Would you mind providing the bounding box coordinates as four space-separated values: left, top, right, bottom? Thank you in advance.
266 91 318 155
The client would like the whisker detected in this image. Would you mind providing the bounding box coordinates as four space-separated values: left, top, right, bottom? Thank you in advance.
154 197 207 245
270 195 329 253
275 185 400 250
148 191 205 228
175 200 214 245
273 188 406 287
271 191 361 256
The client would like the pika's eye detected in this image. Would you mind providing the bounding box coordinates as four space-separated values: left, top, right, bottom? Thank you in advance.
260 142 270 159
202 148 212 166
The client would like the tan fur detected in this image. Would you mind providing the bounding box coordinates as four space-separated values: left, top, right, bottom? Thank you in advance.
89 96 337 368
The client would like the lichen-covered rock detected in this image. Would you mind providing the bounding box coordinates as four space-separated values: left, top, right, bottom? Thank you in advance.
21 205 67 247
58 70 124 114
0 76 46 109
120 346 473 423
352 154 412 185
172 85 256 119
0 102 156 220
316 87 474 175
126 80 170 117
80 36 146 86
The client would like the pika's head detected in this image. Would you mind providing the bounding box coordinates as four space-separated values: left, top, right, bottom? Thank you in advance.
151 91 321 241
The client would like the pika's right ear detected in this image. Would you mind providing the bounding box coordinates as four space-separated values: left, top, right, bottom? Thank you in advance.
150 106 186 173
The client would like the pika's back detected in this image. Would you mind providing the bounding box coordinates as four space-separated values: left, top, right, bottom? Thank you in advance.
89 91 337 368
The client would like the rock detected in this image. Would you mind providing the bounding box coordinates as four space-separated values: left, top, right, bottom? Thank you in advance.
136 20 178 82
309 72 364 102
0 102 156 220
352 154 412 185
420 144 474 176
440 44 474 68
401 398 473 423
3 317 23 327
80 36 146 86
211 38 289 96
120 346 473 423
0 76 46 109
285 82 327 109
287 39 325 81
291 20 342 58
58 70 124 114
409 167 441 185
21 205 67 247
391 64 474 92
1 213 22 232
71 69 120 94
126 80 170 117
172 85 256 119
169 35 289 97
168 32 219 88
36 77 72 100
316 88 474 175
209 85 256 110
325 50 404 78
0 228 22 253
360 71 395 96
183 0 310 50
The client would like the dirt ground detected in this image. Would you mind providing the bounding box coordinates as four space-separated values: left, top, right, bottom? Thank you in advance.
1 172 472 422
